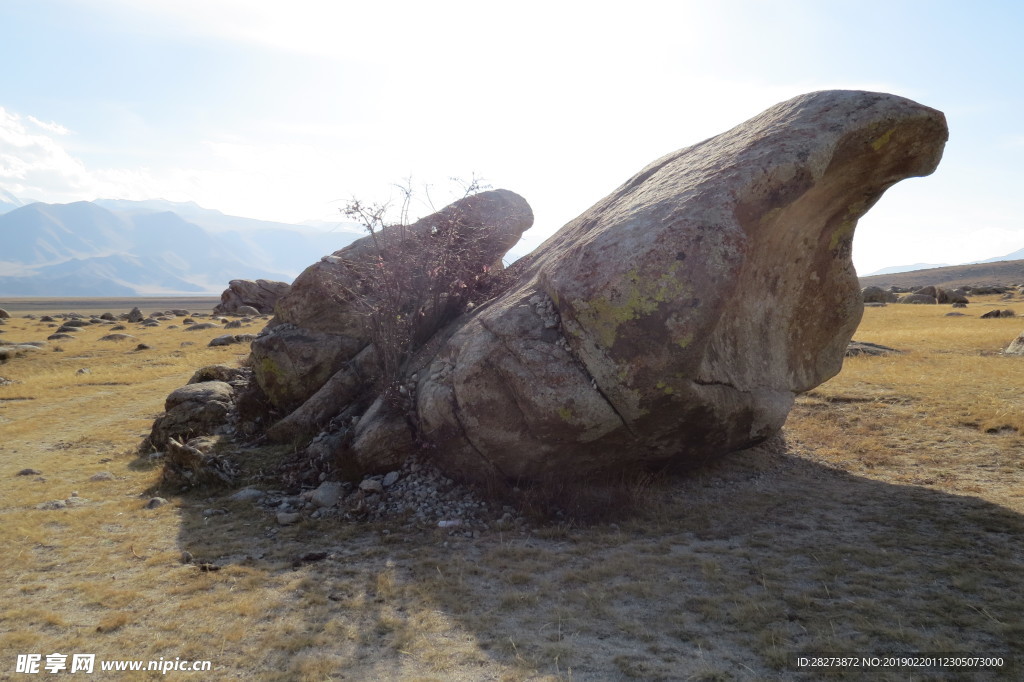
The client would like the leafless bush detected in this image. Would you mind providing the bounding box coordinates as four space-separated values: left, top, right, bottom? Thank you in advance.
341 176 505 391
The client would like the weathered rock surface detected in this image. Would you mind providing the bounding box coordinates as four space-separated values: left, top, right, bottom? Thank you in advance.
862 286 897 303
1005 331 1024 355
213 279 291 315
146 89 948 488
250 188 534 419
147 382 236 450
404 90 947 481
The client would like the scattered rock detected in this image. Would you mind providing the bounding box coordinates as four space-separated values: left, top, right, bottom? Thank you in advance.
186 323 219 331
981 309 1016 319
89 472 115 481
214 279 291 315
359 478 385 494
382 471 401 488
208 334 256 347
1004 331 1024 355
127 307 144 323
145 497 168 509
146 382 236 450
276 511 302 526
161 436 237 489
134 344 151 351
229 488 265 502
17 468 42 476
309 481 344 508
99 333 135 342
898 293 938 304
0 308 8 319
845 341 901 357
862 286 897 303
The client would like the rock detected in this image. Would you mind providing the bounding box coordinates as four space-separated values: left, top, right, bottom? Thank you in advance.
229 488 265 502
0 308 8 319
0 344 43 362
224 320 243 329
981 309 1015 319
186 323 219 331
89 472 115 481
359 478 384 494
161 436 237 488
99 333 136 342
898 293 938 304
127 307 144 323
146 382 236 450
189 364 248 385
951 301 968 309
406 90 947 482
134 344 151 351
48 333 76 340
17 468 42 476
945 312 967 317
276 511 302 525
208 334 256 347
36 499 67 510
309 481 343 508
862 286 897 303
145 497 168 509
214 279 291 315
382 471 401 488
100 312 116 321
846 341 901 357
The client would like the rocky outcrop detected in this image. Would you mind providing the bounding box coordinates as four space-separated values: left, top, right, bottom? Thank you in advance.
250 188 534 422
147 381 236 450
395 90 947 482
147 90 948 488
1005 331 1024 355
862 286 897 304
213 279 291 315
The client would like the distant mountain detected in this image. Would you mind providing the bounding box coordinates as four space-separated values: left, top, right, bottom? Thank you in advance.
0 198 363 296
0 188 29 215
859 259 1024 290
976 246 1024 264
862 262 951 277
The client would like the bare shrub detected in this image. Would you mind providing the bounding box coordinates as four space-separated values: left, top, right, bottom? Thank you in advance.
341 176 512 391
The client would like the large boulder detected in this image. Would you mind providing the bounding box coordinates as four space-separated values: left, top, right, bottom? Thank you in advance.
213 279 291 315
862 286 897 304
250 188 534 425
396 90 946 482
146 381 236 450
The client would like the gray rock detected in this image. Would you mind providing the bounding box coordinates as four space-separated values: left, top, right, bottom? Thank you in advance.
214 279 291 315
145 497 168 509
276 511 302 525
127 307 144 323
229 488 266 502
382 471 401 488
89 472 115 481
17 468 42 476
309 481 343 508
359 478 384 494
146 382 236 450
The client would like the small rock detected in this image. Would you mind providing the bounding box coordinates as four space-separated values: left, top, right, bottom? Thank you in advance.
230 488 265 502
17 468 42 476
359 478 384 494
36 499 67 510
310 481 343 508
181 550 194 563
382 471 401 488
89 471 115 481
202 508 228 517
146 497 168 509
277 511 302 525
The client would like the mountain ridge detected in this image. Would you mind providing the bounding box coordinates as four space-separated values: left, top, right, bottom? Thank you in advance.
0 196 364 296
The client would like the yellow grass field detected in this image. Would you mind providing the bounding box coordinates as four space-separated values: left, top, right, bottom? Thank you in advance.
1 297 1022 680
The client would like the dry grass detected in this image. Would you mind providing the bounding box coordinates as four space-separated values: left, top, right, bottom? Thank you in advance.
2 297 1024 680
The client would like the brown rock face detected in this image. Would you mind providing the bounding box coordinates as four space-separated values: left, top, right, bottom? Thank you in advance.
213 279 291 315
408 90 947 482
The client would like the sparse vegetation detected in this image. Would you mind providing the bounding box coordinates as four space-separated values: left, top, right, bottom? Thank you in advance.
1 296 1023 679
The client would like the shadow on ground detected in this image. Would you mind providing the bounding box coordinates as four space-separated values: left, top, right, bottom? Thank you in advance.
171 440 1024 681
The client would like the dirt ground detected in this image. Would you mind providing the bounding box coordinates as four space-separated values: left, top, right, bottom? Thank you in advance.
1 299 1022 680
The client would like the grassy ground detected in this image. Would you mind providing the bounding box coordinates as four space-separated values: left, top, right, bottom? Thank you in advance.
1 298 1023 680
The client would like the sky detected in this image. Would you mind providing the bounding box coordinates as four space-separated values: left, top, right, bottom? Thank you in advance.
1 0 1022 274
